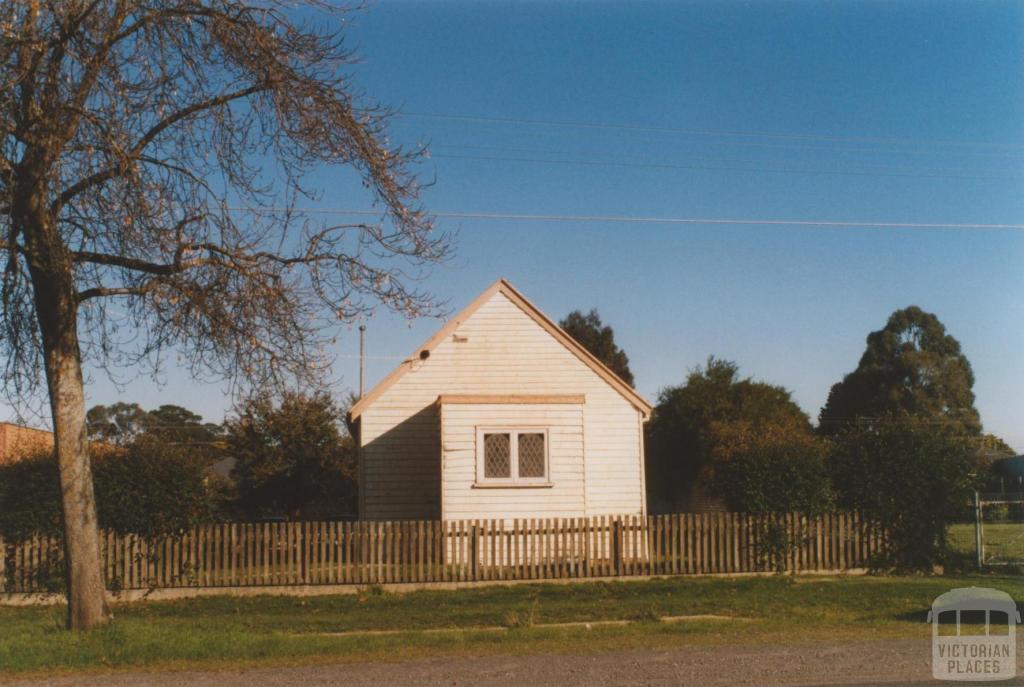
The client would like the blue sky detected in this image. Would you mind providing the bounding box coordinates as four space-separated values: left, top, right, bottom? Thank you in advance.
17 1 1024 448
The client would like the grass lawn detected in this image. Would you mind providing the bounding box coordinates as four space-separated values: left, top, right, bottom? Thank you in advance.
948 523 1024 565
2 574 1023 678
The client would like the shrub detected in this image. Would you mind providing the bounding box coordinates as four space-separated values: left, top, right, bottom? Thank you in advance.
712 439 833 573
0 438 218 543
645 357 816 513
0 451 63 542
751 517 792 574
716 439 833 515
828 426 975 571
226 392 356 520
93 436 214 539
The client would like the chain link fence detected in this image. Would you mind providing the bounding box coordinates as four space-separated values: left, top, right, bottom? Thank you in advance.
948 492 1024 567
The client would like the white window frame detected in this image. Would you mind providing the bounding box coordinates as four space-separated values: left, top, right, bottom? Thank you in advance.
474 427 551 487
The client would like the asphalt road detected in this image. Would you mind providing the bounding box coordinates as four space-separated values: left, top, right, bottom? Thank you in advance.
4 638 1024 686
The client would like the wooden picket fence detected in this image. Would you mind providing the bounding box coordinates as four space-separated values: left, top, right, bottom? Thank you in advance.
1 512 882 594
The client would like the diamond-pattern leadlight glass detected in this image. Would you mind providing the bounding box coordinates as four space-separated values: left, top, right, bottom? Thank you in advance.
483 433 511 478
518 433 546 478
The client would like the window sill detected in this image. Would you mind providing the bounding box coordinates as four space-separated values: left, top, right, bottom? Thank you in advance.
472 482 554 489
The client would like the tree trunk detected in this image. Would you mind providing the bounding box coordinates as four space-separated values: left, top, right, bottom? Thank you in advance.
43 328 111 630
18 176 110 630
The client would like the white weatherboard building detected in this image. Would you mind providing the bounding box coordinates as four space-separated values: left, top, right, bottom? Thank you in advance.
348 279 652 522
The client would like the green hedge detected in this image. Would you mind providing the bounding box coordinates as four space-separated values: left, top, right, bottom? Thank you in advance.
829 426 975 570
0 436 218 544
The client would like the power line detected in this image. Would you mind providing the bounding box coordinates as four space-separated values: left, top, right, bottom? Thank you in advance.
399 112 1024 151
233 207 1024 231
431 143 1024 175
426 129 1024 161
429 151 1021 182
521 135 1024 161
428 142 1019 179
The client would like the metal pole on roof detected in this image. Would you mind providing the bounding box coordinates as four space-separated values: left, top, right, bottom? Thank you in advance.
358 324 366 399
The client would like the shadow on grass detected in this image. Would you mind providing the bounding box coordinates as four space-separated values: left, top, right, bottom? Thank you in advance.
892 600 1024 624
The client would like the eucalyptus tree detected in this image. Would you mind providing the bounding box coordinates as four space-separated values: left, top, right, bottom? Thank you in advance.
819 306 980 436
1 1 448 628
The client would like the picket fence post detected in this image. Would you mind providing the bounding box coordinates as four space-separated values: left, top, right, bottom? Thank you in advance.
612 518 623 576
470 523 479 581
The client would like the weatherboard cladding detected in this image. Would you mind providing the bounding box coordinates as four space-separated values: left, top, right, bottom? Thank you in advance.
356 281 648 521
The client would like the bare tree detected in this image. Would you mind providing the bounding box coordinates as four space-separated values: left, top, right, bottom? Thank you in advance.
0 1 449 629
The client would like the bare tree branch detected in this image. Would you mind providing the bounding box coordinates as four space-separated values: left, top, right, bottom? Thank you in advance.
0 1 450 630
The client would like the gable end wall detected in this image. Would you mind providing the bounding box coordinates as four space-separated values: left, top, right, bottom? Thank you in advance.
359 292 645 521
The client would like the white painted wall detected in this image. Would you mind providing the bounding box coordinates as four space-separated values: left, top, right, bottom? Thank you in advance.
440 402 584 520
358 291 646 521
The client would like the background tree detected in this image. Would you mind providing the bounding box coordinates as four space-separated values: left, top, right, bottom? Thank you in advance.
645 357 814 512
87 402 222 452
144 405 223 448
974 433 1020 494
828 425 976 570
977 433 1016 457
975 433 1016 465
226 392 356 520
818 306 981 436
85 402 148 445
0 2 447 628
559 309 634 387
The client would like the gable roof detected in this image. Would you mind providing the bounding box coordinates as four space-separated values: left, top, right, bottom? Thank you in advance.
348 279 652 420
